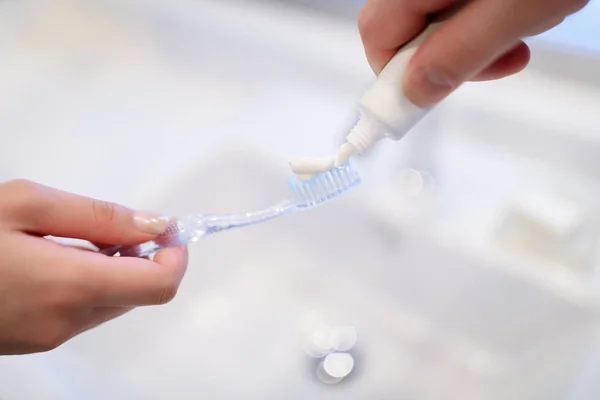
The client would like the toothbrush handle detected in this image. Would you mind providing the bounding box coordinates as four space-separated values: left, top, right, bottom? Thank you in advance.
101 198 299 258
100 201 296 258
100 220 191 258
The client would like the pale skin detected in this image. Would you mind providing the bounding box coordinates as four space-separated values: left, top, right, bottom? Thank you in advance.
0 179 187 355
0 0 590 356
359 0 590 106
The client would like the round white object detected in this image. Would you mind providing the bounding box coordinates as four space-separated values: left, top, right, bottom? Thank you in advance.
304 326 333 358
323 353 355 379
316 361 344 385
329 326 358 352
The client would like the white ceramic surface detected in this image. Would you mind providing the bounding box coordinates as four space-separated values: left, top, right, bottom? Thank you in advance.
1 0 600 399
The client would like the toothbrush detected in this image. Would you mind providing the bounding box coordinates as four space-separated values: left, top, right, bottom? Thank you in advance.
100 163 361 258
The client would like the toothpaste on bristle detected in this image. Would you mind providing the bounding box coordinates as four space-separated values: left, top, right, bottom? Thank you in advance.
290 157 334 176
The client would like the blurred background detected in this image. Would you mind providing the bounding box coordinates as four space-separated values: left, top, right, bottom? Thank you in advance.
0 0 600 398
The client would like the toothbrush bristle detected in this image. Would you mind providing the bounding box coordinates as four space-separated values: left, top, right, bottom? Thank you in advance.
288 163 361 208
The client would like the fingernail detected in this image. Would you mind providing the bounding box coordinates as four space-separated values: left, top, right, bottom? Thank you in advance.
405 67 454 106
133 211 170 234
368 59 384 76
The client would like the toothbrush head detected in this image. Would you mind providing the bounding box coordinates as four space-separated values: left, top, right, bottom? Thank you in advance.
288 163 361 208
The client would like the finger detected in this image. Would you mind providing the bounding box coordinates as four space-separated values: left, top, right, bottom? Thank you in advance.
92 242 113 250
78 307 134 334
470 41 531 81
359 0 459 74
92 307 133 326
87 245 189 307
3 180 171 245
153 245 189 273
25 236 188 307
403 0 585 106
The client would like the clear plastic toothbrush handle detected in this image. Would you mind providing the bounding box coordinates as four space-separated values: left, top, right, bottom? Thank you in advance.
100 200 295 258
100 219 198 258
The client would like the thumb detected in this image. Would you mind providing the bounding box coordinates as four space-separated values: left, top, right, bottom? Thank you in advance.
403 0 537 106
6 180 170 245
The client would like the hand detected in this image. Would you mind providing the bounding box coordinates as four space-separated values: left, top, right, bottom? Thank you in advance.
358 0 589 106
0 179 188 355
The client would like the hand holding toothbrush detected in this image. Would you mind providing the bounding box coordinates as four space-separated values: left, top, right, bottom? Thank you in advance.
359 0 589 106
0 179 188 355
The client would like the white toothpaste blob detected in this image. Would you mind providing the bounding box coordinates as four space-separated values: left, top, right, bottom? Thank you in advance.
290 143 359 179
290 157 334 180
290 157 334 175
334 142 359 167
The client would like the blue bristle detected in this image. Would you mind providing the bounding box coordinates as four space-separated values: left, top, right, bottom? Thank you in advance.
289 162 361 207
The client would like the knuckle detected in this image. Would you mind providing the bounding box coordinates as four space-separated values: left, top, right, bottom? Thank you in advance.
157 280 180 305
0 179 46 221
2 179 40 208
523 16 564 37
428 61 463 88
91 199 118 226
357 8 376 43
42 271 83 306
3 178 35 191
36 328 71 352
48 289 79 310
548 0 589 14
569 0 590 13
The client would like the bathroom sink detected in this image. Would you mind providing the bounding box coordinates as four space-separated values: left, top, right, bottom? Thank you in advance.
1 0 600 399
22 152 591 400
